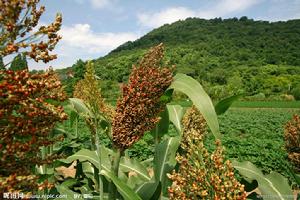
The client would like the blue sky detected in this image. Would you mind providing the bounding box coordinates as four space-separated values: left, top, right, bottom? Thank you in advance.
29 0 300 69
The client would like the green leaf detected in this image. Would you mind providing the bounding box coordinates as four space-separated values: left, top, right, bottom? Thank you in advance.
135 181 161 200
101 170 142 200
60 148 111 172
69 109 79 128
119 157 151 181
69 98 93 117
160 89 173 104
215 94 242 115
233 161 293 200
150 108 169 140
166 105 185 133
154 136 180 193
169 73 221 139
56 184 83 200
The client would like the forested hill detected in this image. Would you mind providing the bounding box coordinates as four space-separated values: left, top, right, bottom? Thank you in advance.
64 17 300 100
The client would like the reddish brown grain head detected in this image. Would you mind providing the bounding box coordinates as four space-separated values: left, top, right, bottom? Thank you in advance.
112 43 174 150
0 69 67 192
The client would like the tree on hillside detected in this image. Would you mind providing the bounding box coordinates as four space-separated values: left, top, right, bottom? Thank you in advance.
73 59 86 79
9 54 28 71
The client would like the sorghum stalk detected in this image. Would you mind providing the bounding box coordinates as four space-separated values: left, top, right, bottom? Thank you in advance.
94 120 104 200
109 148 122 200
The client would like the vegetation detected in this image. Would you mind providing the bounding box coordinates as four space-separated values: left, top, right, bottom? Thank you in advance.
9 53 28 71
0 69 67 192
284 115 300 173
60 17 300 101
0 0 63 195
0 1 299 200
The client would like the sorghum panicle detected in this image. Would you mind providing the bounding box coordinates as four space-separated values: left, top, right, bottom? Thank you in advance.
73 62 115 122
0 0 62 63
0 69 67 192
112 43 174 150
168 106 247 200
284 115 300 172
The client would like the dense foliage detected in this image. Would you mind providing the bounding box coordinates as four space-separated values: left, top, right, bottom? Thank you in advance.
60 17 300 100
9 54 28 71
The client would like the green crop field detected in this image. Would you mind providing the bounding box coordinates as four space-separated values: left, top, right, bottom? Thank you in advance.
59 104 300 187
208 108 300 185
232 101 300 108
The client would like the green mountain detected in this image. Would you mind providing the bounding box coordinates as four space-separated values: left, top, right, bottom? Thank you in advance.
62 17 300 101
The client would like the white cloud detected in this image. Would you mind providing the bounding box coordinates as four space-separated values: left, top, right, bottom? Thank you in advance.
138 7 196 29
28 23 140 69
138 0 261 28
59 24 138 53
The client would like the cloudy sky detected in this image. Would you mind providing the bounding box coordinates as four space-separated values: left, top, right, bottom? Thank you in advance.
29 0 300 69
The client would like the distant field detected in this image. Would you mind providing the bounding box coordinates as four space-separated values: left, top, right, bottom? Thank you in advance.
170 100 300 108
232 101 300 108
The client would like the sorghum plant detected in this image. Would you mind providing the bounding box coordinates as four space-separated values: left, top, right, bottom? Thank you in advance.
284 115 300 172
112 43 174 151
0 0 62 65
109 43 173 199
168 106 247 200
0 69 67 193
73 62 115 200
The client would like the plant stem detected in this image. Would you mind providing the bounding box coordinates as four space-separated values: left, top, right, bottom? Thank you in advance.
75 118 78 138
94 121 104 200
109 148 122 200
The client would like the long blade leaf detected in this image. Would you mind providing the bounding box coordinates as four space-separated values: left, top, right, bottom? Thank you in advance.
233 161 293 200
101 170 142 200
169 73 221 139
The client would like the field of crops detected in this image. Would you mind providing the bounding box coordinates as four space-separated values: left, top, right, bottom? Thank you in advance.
60 105 300 187
209 108 300 185
232 101 300 108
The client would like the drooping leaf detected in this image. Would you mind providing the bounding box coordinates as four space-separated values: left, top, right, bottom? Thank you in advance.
69 98 93 117
59 148 111 172
154 136 180 193
119 157 151 182
233 161 293 200
126 174 145 189
101 170 142 200
166 105 185 133
215 94 242 115
169 73 221 139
